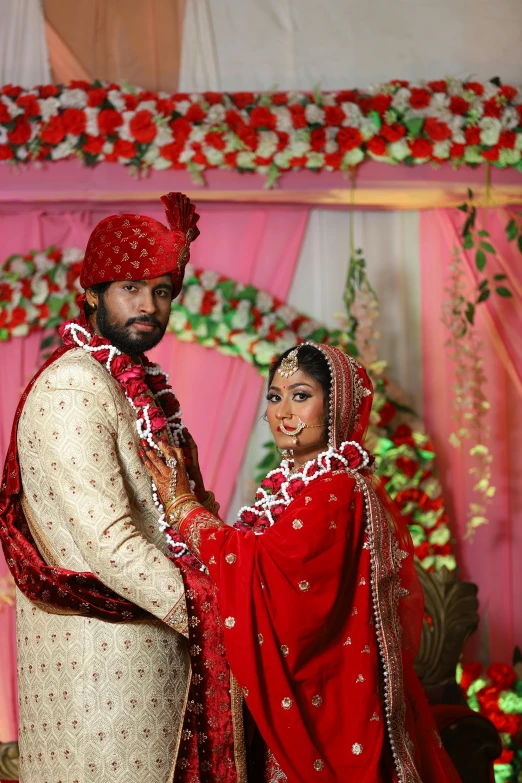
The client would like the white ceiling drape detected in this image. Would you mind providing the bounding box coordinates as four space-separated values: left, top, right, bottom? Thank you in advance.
0 0 50 87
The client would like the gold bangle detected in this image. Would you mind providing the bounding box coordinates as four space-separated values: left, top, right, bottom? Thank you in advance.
202 490 220 516
166 493 196 520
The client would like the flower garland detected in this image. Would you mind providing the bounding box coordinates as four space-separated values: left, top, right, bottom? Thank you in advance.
459 660 522 781
0 79 521 181
0 245 455 571
235 441 371 533
59 318 203 569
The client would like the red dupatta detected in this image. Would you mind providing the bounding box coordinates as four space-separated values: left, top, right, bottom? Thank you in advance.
196 345 461 783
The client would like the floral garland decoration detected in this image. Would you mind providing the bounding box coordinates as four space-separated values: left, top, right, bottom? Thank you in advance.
0 79 521 182
235 441 371 533
0 246 455 572
59 318 203 570
458 659 522 781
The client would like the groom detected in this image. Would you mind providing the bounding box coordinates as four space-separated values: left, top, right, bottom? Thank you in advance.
0 193 215 783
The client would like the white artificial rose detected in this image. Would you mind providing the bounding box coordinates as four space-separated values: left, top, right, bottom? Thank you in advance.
253 341 278 365
59 89 88 109
207 104 225 124
183 285 204 314
16 146 29 161
62 248 84 265
143 146 159 164
155 124 173 146
32 252 54 272
231 299 252 329
274 330 297 354
152 156 173 170
429 526 451 546
430 93 450 112
38 97 60 122
84 107 99 137
273 151 291 169
258 314 274 337
4 97 22 118
287 138 310 157
0 126 7 144
205 148 224 166
515 134 522 151
136 100 157 113
257 131 278 157
175 100 191 115
305 103 324 125
389 140 410 161
200 270 220 290
464 146 483 163
297 319 320 338
53 266 67 290
102 141 114 155
237 151 255 168
189 126 206 144
210 290 224 321
344 148 364 166
9 257 29 276
502 107 519 130
12 323 30 337
275 304 298 324
321 93 336 106
306 152 324 168
340 103 362 126
178 147 194 163
360 117 379 140
483 81 500 100
30 276 49 305
107 90 126 113
325 139 338 154
273 106 293 134
287 92 306 104
391 88 411 112
256 291 274 314
499 148 521 165
479 117 501 146
433 141 450 159
215 322 231 342
51 138 76 160
169 309 188 331
117 111 134 142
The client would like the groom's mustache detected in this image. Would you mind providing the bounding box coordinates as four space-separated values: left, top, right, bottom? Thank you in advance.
125 316 162 328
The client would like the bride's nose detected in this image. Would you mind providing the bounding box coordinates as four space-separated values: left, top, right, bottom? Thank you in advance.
275 403 295 421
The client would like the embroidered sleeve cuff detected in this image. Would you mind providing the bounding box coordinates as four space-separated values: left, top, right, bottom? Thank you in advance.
163 595 189 637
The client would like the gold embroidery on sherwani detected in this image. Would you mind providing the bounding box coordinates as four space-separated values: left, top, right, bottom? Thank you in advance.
230 673 248 783
16 348 190 783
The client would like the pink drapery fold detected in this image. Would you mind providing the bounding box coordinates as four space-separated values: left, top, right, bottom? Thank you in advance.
420 207 522 665
0 203 309 741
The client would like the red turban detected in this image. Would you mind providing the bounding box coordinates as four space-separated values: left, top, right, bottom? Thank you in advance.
80 192 200 297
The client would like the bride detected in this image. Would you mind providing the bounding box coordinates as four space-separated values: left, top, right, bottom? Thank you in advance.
144 343 461 782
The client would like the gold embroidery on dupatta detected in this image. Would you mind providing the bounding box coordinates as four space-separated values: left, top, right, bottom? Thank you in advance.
353 472 422 783
230 673 248 783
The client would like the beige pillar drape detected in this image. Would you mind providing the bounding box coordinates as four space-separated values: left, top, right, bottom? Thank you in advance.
43 0 186 92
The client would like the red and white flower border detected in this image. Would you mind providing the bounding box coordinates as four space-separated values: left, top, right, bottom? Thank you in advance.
0 79 521 180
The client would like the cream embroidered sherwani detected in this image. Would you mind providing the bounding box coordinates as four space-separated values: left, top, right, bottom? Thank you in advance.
16 347 190 783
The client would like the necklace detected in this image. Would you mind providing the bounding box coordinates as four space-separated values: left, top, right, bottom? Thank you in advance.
235 440 371 535
60 319 205 571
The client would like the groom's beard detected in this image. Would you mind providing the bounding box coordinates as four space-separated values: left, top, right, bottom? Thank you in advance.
96 297 168 355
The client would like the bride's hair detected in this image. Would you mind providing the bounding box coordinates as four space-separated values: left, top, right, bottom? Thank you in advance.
269 345 331 441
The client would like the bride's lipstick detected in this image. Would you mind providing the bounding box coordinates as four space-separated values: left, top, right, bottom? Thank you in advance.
277 424 297 432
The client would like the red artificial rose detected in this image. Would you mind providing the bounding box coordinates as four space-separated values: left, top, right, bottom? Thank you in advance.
250 106 276 130
459 662 483 693
424 117 452 141
428 80 447 93
59 302 71 318
488 713 520 735
324 151 343 169
254 155 273 166
288 104 307 129
87 87 107 107
173 92 190 102
138 90 156 102
16 94 40 118
324 105 346 126
390 79 409 88
487 663 518 690
450 142 465 158
396 456 418 478
9 305 27 328
343 444 364 469
464 126 481 145
82 134 104 155
276 131 289 151
464 81 484 96
287 477 305 495
371 94 393 115
37 302 49 319
380 123 406 143
192 148 208 165
156 98 175 117
449 96 470 115
123 93 139 111
392 423 415 446
432 543 451 556
499 131 516 149
129 110 157 143
98 108 123 136
271 92 288 105
482 147 499 162
40 115 66 145
366 136 387 156
0 145 14 160
170 116 192 140
185 104 206 123
2 85 22 99
409 138 433 158
224 151 238 167
497 749 514 765
38 84 59 99
336 90 359 104
409 88 431 109
0 101 10 123
357 97 373 115
336 126 363 152
113 138 136 158
271 504 287 521
0 283 13 302
224 109 244 133
36 144 51 160
20 279 32 299
200 290 217 315
62 107 86 136
415 541 431 560
204 131 226 150
288 155 307 167
232 92 256 110
310 128 326 151
499 85 517 101
203 92 223 105
236 124 258 151
483 98 503 118
7 115 32 146
69 80 91 91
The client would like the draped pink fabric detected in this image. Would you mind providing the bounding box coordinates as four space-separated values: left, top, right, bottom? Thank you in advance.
420 207 522 664
0 203 309 741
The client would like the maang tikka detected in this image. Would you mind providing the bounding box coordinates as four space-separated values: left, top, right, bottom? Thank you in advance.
278 347 300 378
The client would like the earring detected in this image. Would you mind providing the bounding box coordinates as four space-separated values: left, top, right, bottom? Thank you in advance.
281 450 292 460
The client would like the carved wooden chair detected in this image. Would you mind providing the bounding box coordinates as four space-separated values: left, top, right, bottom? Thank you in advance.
0 566 501 781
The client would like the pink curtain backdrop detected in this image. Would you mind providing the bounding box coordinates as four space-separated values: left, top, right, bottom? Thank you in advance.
421 207 522 665
0 203 309 741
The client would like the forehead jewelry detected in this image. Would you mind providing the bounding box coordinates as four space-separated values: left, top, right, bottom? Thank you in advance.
278 347 300 378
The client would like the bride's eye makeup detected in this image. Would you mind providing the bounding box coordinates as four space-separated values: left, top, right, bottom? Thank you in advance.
266 390 312 403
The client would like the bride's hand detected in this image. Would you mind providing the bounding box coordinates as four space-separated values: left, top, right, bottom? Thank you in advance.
141 442 192 510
